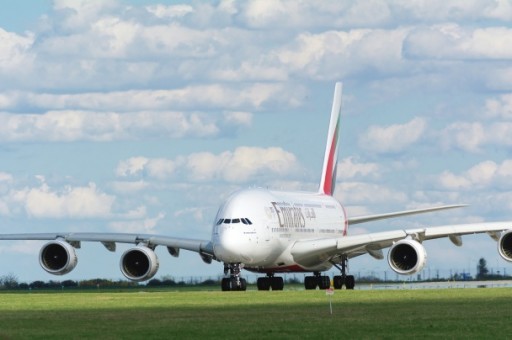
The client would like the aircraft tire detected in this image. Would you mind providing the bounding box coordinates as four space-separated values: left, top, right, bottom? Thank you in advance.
318 276 331 290
333 275 344 289
346 275 355 290
270 277 284 291
304 276 317 290
239 278 247 291
257 277 270 290
221 278 231 291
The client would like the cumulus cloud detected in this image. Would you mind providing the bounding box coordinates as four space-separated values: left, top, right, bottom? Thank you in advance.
116 146 300 183
8 182 115 219
276 28 409 80
404 25 512 60
438 160 512 190
359 118 427 154
108 212 165 233
485 94 512 119
337 157 380 180
0 84 297 112
0 110 252 142
441 121 512 152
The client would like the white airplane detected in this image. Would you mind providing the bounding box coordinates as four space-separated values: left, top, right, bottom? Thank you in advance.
2 82 512 291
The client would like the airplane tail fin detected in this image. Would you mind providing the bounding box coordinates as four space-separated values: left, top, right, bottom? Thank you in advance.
319 82 343 196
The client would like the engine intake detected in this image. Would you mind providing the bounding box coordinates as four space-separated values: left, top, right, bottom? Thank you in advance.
39 240 78 275
120 245 159 282
388 239 427 275
498 230 512 262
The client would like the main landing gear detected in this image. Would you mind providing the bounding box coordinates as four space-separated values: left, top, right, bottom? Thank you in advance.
256 274 284 291
304 256 355 290
221 263 247 291
332 255 355 290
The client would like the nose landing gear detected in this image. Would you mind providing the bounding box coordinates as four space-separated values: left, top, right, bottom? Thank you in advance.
221 263 247 291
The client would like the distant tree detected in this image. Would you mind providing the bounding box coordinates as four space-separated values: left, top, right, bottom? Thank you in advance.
147 279 162 287
30 281 46 289
477 258 489 279
62 280 78 288
1 273 19 289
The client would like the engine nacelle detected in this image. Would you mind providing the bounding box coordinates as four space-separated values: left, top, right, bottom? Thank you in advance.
498 230 512 262
388 239 427 275
120 245 159 282
39 240 78 275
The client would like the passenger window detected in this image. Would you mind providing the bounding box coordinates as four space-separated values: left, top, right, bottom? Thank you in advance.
232 219 240 224
224 219 231 224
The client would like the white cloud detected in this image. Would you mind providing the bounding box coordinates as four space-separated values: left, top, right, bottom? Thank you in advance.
404 25 512 60
0 84 298 112
359 118 427 154
116 146 300 183
336 182 408 205
11 182 115 219
485 94 512 119
146 4 194 18
0 173 13 182
440 122 486 152
438 160 512 190
0 110 236 142
108 212 165 233
0 28 34 73
337 157 380 180
441 120 512 152
276 28 409 80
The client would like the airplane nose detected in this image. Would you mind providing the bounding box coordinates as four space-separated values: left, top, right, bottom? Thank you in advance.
214 227 251 263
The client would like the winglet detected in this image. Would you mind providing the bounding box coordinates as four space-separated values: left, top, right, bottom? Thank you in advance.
319 82 343 196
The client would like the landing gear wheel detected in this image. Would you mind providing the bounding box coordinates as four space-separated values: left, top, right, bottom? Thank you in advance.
239 278 247 291
221 278 231 291
346 275 355 290
318 275 331 289
333 275 344 289
221 263 247 291
270 277 284 291
304 276 317 290
257 277 271 291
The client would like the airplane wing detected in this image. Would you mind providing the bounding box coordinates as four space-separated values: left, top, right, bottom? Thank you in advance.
0 232 214 259
290 221 512 268
347 204 467 225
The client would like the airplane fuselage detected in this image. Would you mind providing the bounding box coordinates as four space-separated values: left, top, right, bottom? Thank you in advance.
212 188 348 273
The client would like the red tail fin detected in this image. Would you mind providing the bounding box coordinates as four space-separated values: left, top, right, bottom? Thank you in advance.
319 82 342 196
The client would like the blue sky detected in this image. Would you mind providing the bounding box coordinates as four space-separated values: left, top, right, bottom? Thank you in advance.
2 0 512 282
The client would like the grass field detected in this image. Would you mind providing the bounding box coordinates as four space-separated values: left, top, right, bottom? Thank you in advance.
0 287 511 339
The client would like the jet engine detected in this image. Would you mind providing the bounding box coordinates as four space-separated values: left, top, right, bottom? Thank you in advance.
39 240 78 275
498 230 512 261
120 245 159 282
387 239 427 275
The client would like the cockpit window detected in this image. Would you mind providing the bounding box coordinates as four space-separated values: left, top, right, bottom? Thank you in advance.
219 218 252 225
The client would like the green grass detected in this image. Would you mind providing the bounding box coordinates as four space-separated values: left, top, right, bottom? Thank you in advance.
0 288 511 339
